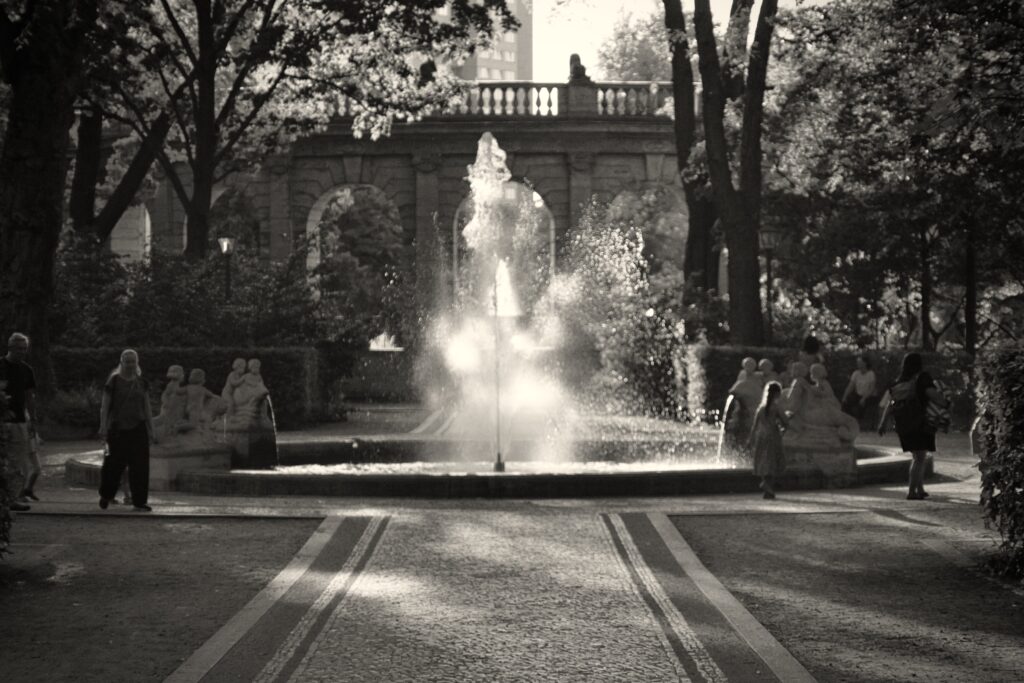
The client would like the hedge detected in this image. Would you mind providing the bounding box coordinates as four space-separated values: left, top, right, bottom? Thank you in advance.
0 409 11 556
684 345 975 428
49 346 319 430
976 347 1024 579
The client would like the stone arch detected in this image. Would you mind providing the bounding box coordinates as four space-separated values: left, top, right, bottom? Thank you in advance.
450 179 556 310
304 184 404 276
108 204 152 261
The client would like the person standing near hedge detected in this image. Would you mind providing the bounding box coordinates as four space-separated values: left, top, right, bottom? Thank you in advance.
1 332 40 511
877 352 947 500
841 354 877 421
98 349 158 512
747 381 788 499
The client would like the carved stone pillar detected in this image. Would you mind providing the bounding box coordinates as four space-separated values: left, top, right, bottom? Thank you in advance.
412 152 443 311
568 151 595 232
267 156 291 261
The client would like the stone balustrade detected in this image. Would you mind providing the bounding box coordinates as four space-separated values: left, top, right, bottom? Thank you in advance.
334 80 680 120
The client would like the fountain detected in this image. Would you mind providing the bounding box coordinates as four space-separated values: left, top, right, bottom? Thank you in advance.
65 133 918 496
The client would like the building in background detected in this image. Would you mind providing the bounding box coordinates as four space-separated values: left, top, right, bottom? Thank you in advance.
449 0 533 81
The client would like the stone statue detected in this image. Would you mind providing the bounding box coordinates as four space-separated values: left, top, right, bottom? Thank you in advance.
757 358 779 384
783 361 859 450
221 357 247 415
569 53 592 83
185 368 225 437
719 358 766 457
224 358 277 469
153 365 188 441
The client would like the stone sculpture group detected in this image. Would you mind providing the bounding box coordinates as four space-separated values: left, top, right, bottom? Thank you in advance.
721 351 860 458
152 357 277 469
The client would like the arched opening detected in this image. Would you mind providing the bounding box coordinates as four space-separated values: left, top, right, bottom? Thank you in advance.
208 187 263 256
451 180 556 311
305 185 411 345
108 204 152 261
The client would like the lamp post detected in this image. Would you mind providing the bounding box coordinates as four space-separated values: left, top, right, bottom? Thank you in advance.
758 225 783 343
218 237 236 301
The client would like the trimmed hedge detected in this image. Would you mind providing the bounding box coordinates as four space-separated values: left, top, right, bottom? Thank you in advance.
685 345 975 428
334 350 420 402
977 347 1024 579
49 346 319 430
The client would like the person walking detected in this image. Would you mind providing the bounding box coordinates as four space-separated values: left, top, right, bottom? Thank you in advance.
98 349 158 511
877 352 948 500
748 381 788 499
1 332 40 511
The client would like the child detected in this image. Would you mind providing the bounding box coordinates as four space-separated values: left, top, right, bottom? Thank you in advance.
747 381 788 499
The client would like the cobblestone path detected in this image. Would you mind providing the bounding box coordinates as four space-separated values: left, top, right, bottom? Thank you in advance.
179 511 789 683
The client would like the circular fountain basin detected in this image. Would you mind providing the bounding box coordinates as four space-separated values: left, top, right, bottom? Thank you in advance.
61 438 921 497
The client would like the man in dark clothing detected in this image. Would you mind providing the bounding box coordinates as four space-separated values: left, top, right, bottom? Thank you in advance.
1 332 39 511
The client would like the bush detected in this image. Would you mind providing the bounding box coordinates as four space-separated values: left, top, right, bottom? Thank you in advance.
43 386 103 430
49 346 320 430
0 396 11 557
685 345 975 427
977 347 1024 580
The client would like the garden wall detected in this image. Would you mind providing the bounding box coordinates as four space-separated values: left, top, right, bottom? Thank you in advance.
683 345 975 429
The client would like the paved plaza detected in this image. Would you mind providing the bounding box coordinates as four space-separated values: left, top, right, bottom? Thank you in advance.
2 433 1023 682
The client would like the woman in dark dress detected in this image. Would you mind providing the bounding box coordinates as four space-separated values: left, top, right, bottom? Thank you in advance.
98 349 158 511
877 352 948 500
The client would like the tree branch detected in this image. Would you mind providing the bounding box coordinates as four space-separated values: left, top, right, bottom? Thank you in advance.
158 0 199 66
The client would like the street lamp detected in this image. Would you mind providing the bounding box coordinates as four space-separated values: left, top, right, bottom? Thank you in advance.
758 225 783 343
218 237 236 301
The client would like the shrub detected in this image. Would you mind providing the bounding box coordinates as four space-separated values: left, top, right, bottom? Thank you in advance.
0 395 11 557
977 347 1024 580
49 346 319 429
43 386 103 430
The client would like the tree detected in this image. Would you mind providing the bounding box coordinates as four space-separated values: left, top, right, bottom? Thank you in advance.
598 12 671 81
0 0 110 389
89 0 517 260
0 0 516 388
691 0 779 344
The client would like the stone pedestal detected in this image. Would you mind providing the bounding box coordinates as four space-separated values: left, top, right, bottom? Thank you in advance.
782 446 857 488
148 443 232 490
226 396 279 470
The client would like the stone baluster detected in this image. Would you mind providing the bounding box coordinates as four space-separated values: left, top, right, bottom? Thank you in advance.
516 87 527 115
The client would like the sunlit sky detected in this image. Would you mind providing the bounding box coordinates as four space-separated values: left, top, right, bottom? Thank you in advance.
532 0 787 81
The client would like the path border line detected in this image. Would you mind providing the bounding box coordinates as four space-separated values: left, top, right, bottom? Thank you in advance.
647 512 817 683
164 515 343 683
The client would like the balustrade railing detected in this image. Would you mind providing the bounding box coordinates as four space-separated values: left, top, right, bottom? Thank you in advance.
333 80 678 121
595 81 673 116
453 82 564 116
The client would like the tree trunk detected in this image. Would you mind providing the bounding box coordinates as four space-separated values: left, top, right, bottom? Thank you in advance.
93 113 172 242
964 213 976 355
692 0 765 344
919 225 933 351
663 0 718 291
69 105 103 233
184 0 217 260
0 1 96 394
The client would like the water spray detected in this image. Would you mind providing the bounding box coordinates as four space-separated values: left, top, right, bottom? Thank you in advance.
493 256 505 472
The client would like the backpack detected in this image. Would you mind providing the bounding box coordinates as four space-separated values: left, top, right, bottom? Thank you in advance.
889 378 931 434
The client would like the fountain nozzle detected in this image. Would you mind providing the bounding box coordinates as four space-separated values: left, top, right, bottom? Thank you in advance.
494 453 505 472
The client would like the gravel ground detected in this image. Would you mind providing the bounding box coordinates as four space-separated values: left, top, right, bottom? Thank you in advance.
671 506 1024 682
0 516 320 683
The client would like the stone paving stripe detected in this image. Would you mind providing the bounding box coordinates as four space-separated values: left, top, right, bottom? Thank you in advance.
256 516 389 683
604 513 727 682
650 513 817 683
619 513 778 682
165 515 346 683
195 517 377 683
